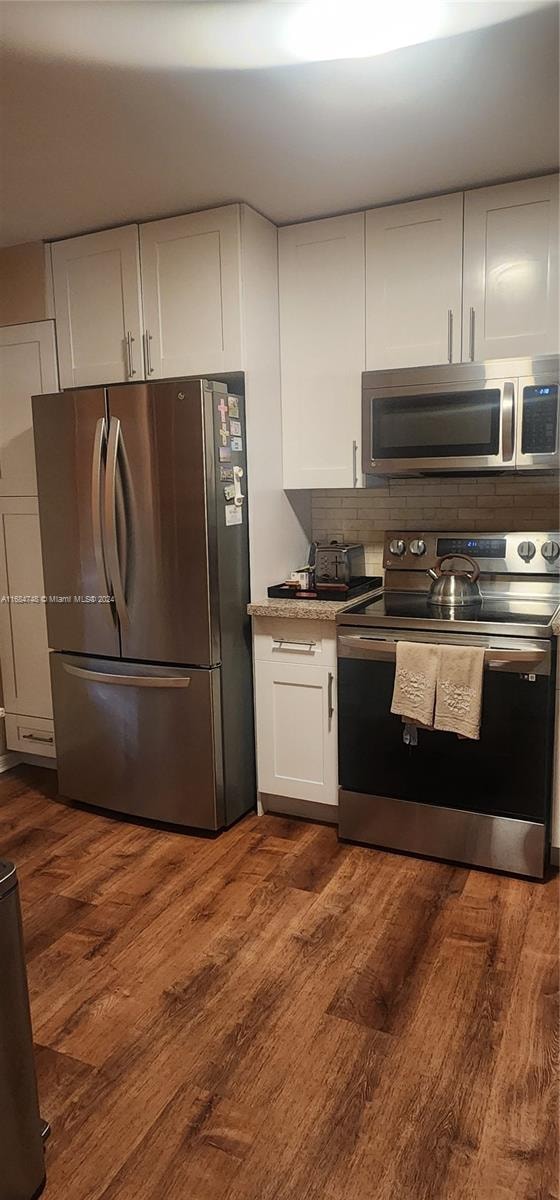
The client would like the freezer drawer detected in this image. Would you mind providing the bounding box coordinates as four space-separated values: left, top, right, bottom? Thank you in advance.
51 654 224 829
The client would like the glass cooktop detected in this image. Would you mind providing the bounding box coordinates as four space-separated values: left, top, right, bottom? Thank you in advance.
345 591 559 628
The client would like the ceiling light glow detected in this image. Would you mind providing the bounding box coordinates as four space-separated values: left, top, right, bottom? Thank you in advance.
286 0 445 63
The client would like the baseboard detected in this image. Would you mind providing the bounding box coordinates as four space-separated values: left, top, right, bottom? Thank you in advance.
18 754 57 770
259 792 338 826
0 751 21 773
551 845 559 867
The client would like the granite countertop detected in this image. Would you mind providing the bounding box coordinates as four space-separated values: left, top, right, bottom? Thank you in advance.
552 620 560 637
247 591 381 621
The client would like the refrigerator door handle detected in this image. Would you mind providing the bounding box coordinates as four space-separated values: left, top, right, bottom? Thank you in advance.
63 663 191 688
104 416 129 628
91 416 112 603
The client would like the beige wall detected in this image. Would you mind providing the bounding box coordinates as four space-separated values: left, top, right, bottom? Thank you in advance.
312 476 560 574
0 242 47 326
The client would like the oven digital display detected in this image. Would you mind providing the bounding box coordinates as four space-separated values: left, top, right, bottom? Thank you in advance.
437 538 507 558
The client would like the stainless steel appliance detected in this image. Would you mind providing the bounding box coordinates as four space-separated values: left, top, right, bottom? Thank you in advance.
32 379 254 830
337 530 560 878
362 356 559 475
314 542 365 584
0 862 48 1200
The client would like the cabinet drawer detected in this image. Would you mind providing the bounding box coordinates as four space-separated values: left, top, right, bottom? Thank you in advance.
6 714 56 758
253 618 337 666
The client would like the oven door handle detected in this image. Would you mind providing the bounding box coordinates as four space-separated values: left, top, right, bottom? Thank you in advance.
337 635 550 674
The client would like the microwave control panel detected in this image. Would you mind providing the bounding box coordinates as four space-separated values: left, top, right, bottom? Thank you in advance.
521 384 558 454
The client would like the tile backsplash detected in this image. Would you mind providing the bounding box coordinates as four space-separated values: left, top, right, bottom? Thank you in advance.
311 475 560 574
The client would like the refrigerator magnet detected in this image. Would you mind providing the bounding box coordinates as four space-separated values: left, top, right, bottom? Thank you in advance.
225 504 242 526
219 447 232 462
219 426 230 447
229 419 242 437
223 485 235 501
228 396 240 419
231 436 243 452
219 465 234 481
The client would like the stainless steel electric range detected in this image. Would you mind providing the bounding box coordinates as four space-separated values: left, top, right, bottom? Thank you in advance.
337 530 560 878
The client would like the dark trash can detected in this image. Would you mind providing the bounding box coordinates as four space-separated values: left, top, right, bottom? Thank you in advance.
0 861 47 1200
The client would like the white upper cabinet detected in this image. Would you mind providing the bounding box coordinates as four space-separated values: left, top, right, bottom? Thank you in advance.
366 193 464 369
51 225 144 388
279 213 365 489
0 321 58 496
140 206 243 377
463 175 559 361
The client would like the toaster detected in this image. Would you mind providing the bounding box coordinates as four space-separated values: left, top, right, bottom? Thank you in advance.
313 542 365 584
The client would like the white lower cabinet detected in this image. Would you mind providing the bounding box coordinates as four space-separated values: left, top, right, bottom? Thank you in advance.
0 498 53 746
5 715 55 759
253 618 338 810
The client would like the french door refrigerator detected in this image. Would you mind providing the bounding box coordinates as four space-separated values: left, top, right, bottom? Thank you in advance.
32 378 255 830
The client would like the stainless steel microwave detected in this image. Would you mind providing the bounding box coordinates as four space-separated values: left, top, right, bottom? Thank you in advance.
362 356 559 475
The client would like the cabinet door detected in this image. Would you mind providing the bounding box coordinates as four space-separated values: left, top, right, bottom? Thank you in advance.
366 194 463 369
463 176 559 361
279 214 365 489
0 497 52 719
255 659 337 805
51 225 144 388
0 321 58 496
140 206 242 377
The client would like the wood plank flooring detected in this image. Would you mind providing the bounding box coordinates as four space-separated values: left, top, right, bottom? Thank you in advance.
1 765 558 1200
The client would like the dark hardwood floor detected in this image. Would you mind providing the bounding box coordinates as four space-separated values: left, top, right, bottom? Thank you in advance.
1 765 558 1200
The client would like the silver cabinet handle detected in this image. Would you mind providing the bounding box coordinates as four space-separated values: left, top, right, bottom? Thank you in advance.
501 380 515 462
22 733 54 744
63 663 191 687
144 330 154 375
126 331 136 378
104 417 129 628
447 309 453 363
352 439 358 488
469 306 475 361
328 671 334 723
91 416 112 606
272 637 317 650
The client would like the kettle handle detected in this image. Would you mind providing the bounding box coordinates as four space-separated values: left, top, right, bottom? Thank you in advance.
431 553 481 582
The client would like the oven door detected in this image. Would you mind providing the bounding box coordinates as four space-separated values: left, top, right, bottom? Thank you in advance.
362 377 516 474
337 630 555 876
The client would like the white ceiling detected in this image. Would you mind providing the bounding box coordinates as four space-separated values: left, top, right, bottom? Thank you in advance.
0 1 558 246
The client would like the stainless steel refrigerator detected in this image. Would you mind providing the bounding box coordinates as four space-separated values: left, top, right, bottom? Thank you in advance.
32 378 255 830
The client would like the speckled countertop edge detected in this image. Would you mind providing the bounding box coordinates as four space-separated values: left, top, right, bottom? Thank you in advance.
247 591 382 621
249 600 560 631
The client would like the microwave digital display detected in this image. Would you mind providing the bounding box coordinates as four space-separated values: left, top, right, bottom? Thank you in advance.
521 384 558 454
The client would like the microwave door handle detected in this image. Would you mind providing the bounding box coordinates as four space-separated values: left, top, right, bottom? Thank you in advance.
501 382 515 462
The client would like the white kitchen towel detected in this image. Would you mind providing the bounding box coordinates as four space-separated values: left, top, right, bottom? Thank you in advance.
434 643 485 740
390 641 440 727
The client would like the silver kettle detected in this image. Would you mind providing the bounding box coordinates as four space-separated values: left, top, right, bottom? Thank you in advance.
427 554 482 608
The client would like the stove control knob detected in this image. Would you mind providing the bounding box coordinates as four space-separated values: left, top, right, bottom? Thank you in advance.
409 538 426 557
518 540 536 562
389 539 406 557
541 540 560 562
